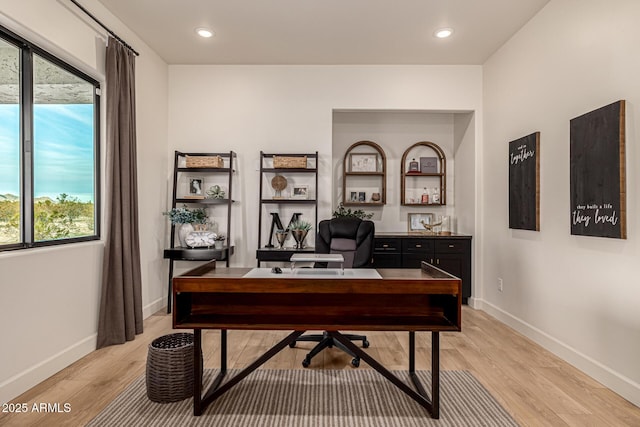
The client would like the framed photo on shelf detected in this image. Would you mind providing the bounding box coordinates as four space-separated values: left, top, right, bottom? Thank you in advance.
358 192 366 202
291 185 309 199
188 177 204 196
350 153 378 172
408 213 435 233
350 191 358 202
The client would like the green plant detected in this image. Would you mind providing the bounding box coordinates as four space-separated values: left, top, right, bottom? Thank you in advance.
288 220 312 231
214 233 226 241
332 203 373 219
163 205 208 224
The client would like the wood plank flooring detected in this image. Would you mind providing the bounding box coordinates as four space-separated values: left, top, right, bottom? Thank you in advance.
1 306 639 426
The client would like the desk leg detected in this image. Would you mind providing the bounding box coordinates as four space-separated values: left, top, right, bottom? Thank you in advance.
432 332 440 419
329 331 436 417
166 260 174 314
193 329 203 416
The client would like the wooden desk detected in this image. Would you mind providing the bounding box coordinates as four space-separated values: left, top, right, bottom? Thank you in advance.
173 262 461 419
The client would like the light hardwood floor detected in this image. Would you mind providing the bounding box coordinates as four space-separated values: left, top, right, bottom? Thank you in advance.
2 306 639 426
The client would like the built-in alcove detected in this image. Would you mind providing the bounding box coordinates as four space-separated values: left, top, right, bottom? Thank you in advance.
332 110 475 235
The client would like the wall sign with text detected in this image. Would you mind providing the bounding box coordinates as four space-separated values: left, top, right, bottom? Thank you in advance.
570 100 626 239
509 132 540 231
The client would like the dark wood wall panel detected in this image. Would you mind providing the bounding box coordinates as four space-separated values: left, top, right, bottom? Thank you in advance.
509 132 540 231
570 100 626 239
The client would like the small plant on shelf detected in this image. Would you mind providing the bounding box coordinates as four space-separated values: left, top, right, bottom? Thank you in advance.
332 203 373 219
288 220 312 231
214 233 226 241
163 205 208 224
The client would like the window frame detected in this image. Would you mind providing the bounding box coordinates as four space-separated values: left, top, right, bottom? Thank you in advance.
0 24 101 251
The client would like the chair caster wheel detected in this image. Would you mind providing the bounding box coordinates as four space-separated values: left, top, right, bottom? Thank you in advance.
351 358 360 367
302 358 311 368
289 341 296 348
362 340 369 348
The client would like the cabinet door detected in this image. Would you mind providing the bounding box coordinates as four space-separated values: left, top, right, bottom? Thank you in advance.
434 239 471 300
402 238 434 268
373 238 402 268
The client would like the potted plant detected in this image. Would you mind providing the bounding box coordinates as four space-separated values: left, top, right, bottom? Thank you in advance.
332 202 373 219
289 220 312 249
214 233 226 249
163 205 208 247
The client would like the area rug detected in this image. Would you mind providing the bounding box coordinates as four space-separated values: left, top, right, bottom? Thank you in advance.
87 369 519 426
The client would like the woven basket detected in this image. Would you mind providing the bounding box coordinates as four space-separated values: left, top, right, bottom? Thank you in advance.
273 156 307 169
186 155 223 168
146 333 199 403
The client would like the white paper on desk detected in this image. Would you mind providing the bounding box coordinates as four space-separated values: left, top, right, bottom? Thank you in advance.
243 268 382 279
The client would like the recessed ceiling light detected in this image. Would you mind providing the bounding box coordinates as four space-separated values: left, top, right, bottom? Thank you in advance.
434 28 453 39
195 28 214 38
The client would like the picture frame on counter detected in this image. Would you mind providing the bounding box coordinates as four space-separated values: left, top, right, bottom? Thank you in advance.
408 212 434 232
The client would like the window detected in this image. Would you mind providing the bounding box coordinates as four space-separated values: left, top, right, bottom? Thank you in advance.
0 26 100 249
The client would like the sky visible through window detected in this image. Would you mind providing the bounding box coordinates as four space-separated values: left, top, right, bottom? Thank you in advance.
0 103 94 202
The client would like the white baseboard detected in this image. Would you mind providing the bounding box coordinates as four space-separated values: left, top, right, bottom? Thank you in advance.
143 296 167 318
0 334 96 404
476 299 640 408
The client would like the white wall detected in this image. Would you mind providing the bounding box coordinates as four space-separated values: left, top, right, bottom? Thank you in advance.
168 66 482 270
482 0 640 406
0 0 168 403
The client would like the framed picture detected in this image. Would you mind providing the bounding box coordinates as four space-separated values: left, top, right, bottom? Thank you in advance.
358 192 366 202
350 153 378 172
420 157 438 173
408 213 435 233
350 191 358 202
189 177 204 196
291 185 309 199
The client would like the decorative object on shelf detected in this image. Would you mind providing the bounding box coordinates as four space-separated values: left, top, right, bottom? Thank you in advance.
163 205 209 247
358 192 366 202
421 187 429 204
163 205 208 225
350 152 378 172
408 212 435 233
274 156 307 169
185 228 217 248
291 185 309 199
408 158 419 172
371 192 381 202
350 192 358 202
440 215 451 235
271 175 287 199
214 233 226 249
430 187 440 204
289 220 312 249
185 155 223 168
332 203 373 219
189 177 204 196
266 212 301 248
420 157 438 173
275 229 288 249
206 184 226 199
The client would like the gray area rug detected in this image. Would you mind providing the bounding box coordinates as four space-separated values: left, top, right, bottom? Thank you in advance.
88 369 519 426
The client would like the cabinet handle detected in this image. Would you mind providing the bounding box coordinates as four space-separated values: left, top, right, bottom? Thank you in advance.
415 244 422 248
430 258 434 264
436 259 440 265
382 244 389 248
448 244 455 248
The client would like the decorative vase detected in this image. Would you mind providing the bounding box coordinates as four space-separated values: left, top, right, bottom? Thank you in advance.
178 223 194 247
214 240 224 249
291 229 308 249
275 229 288 249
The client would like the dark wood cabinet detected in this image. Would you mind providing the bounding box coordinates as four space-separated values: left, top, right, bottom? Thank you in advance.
373 233 472 303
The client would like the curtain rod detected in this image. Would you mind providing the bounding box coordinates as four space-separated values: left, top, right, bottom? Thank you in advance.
69 0 140 56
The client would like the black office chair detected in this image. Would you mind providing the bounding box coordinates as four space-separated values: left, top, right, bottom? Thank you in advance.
289 217 375 367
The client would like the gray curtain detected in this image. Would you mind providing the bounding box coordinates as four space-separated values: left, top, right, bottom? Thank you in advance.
96 37 143 349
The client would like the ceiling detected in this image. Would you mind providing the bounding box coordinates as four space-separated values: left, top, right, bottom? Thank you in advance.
95 0 549 65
